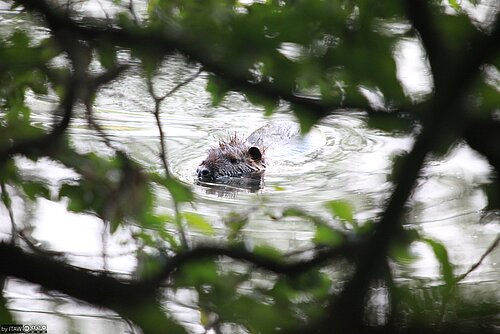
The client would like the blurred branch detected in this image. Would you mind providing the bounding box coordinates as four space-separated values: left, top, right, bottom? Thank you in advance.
0 239 358 300
0 183 17 245
88 64 131 93
0 237 362 332
403 1 445 87
147 242 361 286
0 242 183 334
464 119 500 172
13 0 393 121
155 68 202 103
0 71 77 159
455 233 500 282
319 10 500 334
145 70 202 250
84 65 131 150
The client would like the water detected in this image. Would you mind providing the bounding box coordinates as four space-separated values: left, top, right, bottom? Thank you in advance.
2 2 500 333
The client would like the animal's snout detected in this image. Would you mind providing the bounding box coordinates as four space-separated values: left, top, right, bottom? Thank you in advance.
197 166 213 179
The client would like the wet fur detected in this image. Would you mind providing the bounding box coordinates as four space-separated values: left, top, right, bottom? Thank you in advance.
198 135 266 179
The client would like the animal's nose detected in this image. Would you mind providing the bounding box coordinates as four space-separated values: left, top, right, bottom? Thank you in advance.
197 166 212 179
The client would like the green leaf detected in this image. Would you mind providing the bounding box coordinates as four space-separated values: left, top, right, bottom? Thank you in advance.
159 229 180 250
175 259 219 287
390 240 419 265
206 74 230 106
9 30 30 47
224 212 248 241
151 174 194 203
165 178 193 202
423 238 455 288
447 0 461 11
96 43 118 69
183 212 214 236
0 159 19 183
292 105 321 133
253 244 283 262
313 224 343 247
59 184 87 213
282 207 325 225
273 185 286 191
244 90 278 116
140 212 171 229
367 113 413 133
21 180 50 200
324 200 354 223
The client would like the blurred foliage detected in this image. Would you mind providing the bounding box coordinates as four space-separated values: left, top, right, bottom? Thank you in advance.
0 0 498 333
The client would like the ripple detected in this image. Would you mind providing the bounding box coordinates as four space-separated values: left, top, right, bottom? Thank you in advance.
23 53 496 292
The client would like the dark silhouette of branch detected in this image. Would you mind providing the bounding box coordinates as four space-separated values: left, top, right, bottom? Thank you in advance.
0 237 359 332
464 119 500 173
0 73 77 159
0 183 17 244
455 232 500 283
0 63 129 161
316 10 500 333
145 70 203 250
146 76 188 248
7 1 500 333
0 241 358 294
84 65 131 150
13 0 394 121
148 65 201 106
403 1 446 87
145 242 361 287
0 241 190 333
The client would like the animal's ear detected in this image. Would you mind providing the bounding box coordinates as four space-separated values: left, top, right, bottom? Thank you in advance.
248 147 262 162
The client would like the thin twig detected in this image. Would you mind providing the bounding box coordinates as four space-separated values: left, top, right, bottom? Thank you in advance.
436 232 500 325
127 0 139 26
84 102 117 150
18 229 65 257
102 221 109 272
158 68 203 102
1 182 17 245
146 73 201 249
455 233 500 282
95 0 111 25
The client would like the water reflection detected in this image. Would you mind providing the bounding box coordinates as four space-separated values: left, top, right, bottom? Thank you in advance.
195 176 264 196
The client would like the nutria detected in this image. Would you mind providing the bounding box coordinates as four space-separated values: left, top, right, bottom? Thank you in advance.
196 135 267 180
197 121 309 181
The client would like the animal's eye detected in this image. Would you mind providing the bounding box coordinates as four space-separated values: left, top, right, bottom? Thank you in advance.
230 157 239 164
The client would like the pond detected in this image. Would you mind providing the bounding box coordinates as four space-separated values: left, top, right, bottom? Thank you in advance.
1 1 499 333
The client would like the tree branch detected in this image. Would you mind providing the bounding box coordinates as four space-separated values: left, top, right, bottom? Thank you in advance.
13 0 390 122
146 242 360 287
319 10 500 333
0 242 184 333
0 72 77 159
0 236 360 331
403 1 446 87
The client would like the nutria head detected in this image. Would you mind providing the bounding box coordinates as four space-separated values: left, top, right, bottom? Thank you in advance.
197 136 266 180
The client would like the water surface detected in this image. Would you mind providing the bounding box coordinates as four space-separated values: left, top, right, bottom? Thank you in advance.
1 2 499 333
